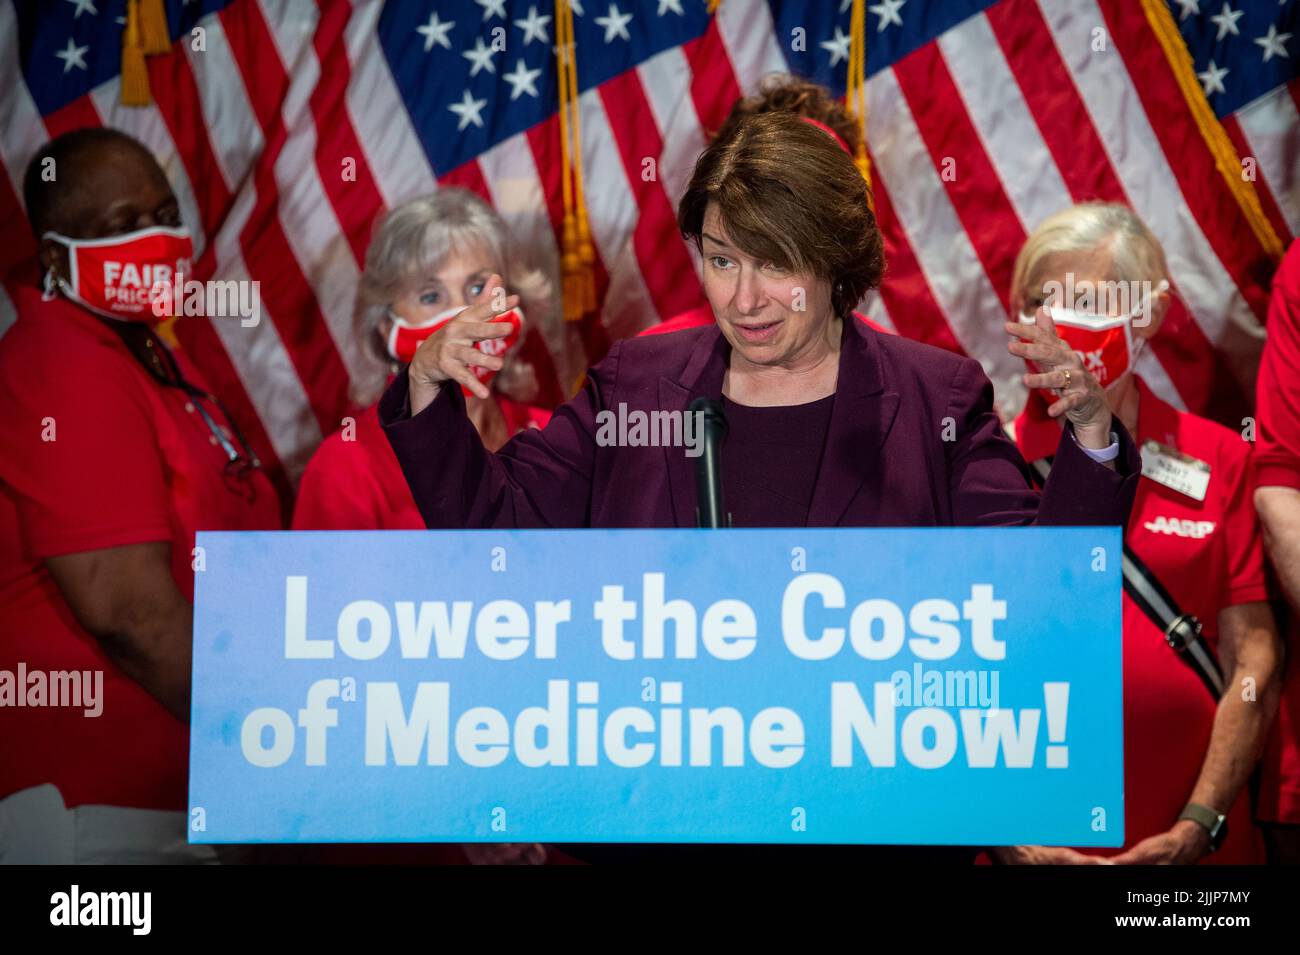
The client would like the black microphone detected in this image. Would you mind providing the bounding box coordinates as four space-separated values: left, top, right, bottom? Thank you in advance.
689 396 729 529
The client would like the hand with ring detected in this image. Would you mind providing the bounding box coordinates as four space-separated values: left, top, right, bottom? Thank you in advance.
406 272 521 416
1004 307 1114 450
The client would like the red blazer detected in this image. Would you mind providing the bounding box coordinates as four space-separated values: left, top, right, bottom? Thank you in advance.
380 316 1139 529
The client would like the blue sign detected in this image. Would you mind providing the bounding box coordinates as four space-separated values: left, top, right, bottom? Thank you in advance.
188 527 1123 846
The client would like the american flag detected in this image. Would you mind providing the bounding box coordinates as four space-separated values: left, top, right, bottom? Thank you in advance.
1 0 1295 493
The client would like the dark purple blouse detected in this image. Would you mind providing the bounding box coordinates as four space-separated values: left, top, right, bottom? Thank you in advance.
720 393 835 527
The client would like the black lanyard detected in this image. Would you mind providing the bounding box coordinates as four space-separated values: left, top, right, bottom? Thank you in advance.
108 321 262 476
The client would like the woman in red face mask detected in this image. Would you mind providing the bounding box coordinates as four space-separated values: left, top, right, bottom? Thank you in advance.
0 128 282 862
989 202 1283 865
291 190 556 536
290 189 565 866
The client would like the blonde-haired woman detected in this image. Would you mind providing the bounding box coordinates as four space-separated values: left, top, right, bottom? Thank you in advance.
993 202 1281 864
294 189 555 533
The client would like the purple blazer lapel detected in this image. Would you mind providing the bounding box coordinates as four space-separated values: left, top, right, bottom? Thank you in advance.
659 328 729 527
807 318 900 526
657 317 900 528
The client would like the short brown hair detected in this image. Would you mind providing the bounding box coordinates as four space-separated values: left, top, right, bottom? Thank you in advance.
713 74 862 155
677 110 885 318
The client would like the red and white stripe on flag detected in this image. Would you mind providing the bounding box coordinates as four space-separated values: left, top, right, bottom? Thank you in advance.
0 0 1292 486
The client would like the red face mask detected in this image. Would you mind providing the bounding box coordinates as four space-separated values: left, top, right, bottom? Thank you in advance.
44 226 193 322
1019 281 1165 400
1047 310 1138 388
386 304 523 396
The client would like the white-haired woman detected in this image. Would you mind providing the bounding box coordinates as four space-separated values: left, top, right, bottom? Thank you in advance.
294 189 556 533
991 202 1281 865
291 189 562 866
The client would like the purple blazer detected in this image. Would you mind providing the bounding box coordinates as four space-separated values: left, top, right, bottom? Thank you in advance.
379 317 1140 529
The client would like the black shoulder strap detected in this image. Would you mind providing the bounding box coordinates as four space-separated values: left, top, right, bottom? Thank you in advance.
1121 545 1225 698
1028 454 1224 700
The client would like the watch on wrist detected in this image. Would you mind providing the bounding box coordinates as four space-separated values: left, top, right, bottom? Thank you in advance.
1179 802 1228 853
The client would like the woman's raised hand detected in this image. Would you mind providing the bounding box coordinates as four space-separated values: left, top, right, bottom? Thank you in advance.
408 273 521 414
1005 307 1114 450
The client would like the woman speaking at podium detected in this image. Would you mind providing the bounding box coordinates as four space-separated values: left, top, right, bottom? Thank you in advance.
378 110 1141 864
380 110 1139 535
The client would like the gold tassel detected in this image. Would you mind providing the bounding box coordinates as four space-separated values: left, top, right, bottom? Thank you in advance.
121 0 151 106
138 0 171 55
560 213 585 322
847 0 874 209
155 315 181 348
555 1 576 320
577 213 596 313
856 144 875 214
556 0 596 323
564 0 597 319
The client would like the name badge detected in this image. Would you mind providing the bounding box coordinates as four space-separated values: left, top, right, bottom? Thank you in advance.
1141 440 1210 502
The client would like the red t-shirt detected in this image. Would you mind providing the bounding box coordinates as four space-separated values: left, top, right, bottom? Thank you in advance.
1257 243 1300 491
290 386 562 864
638 305 894 337
0 287 282 811
292 391 550 531
1256 241 1300 823
1013 378 1267 862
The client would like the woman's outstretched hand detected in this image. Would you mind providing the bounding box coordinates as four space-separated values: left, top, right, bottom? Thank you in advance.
462 842 548 865
1005 307 1114 450
408 273 521 415
989 844 1114 865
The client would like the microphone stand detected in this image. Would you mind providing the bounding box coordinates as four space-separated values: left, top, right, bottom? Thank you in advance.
690 396 730 529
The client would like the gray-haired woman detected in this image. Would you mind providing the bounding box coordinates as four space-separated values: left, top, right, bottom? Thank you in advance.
991 202 1281 865
291 189 560 865
293 189 555 533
